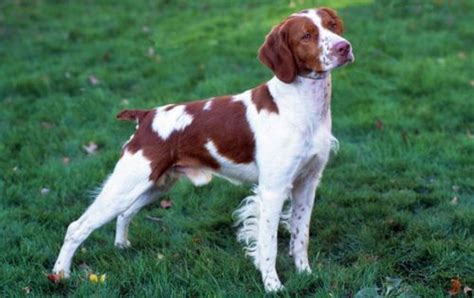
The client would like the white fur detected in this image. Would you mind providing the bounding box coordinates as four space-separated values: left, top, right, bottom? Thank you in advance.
152 105 193 139
53 150 154 277
297 9 354 71
203 99 213 111
205 140 258 184
181 167 213 186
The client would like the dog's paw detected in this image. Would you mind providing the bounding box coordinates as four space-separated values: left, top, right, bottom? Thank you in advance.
297 266 312 274
114 240 131 249
264 277 284 293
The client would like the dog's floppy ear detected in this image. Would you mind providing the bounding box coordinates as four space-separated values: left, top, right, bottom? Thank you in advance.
319 7 344 35
258 21 297 84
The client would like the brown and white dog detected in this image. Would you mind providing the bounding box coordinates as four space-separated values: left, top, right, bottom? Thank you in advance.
53 7 354 292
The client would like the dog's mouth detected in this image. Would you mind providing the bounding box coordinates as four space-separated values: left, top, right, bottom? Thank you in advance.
339 52 355 65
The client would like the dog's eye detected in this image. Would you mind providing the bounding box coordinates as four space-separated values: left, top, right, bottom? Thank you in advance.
302 33 311 41
329 22 337 31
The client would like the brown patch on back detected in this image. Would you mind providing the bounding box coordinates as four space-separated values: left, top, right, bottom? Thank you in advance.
251 84 279 114
122 96 256 182
181 96 255 164
123 109 176 181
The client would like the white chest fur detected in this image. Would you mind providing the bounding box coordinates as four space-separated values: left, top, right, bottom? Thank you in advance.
269 75 334 165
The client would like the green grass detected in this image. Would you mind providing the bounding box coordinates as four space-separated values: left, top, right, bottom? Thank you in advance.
1 0 473 296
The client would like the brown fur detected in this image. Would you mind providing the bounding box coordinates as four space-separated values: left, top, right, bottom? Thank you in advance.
258 19 297 83
317 7 344 35
117 96 255 181
251 84 279 114
258 15 327 83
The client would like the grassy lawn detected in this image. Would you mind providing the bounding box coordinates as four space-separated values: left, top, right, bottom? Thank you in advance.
1 0 473 296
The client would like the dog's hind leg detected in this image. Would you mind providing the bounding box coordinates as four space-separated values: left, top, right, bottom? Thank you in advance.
114 174 178 248
53 150 155 277
113 188 160 248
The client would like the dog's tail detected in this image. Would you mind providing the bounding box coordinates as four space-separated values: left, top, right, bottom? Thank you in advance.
116 109 150 122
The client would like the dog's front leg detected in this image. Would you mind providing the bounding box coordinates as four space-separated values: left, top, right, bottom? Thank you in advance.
289 159 326 273
257 187 288 292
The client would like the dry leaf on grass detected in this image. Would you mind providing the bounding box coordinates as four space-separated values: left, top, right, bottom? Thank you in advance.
375 119 384 131
147 47 155 57
450 196 459 205
449 278 462 296
467 129 473 139
160 199 172 209
47 273 62 284
458 52 466 59
88 75 100 85
22 286 32 294
83 142 98 155
40 188 50 195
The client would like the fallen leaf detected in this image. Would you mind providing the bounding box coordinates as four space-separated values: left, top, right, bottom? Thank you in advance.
449 278 462 296
384 277 402 296
88 75 100 86
142 26 150 33
450 196 459 205
83 142 98 155
147 47 155 57
121 99 129 106
22 286 32 294
157 253 164 260
63 157 70 164
100 274 106 283
467 129 473 139
13 166 19 172
40 188 50 195
160 199 172 209
470 80 474 87
458 52 466 60
47 273 62 284
375 119 384 131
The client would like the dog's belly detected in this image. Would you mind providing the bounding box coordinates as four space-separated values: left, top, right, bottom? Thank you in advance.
214 161 259 184
175 161 258 187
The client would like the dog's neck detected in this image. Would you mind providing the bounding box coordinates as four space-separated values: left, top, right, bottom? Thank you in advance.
269 74 332 122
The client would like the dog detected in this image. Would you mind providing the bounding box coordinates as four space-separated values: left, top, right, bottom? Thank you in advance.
52 7 354 292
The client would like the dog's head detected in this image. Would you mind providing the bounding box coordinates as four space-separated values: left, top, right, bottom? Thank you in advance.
258 7 354 83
